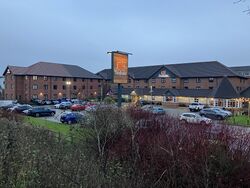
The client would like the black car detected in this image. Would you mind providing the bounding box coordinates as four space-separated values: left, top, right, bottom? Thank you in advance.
27 107 56 117
199 108 228 120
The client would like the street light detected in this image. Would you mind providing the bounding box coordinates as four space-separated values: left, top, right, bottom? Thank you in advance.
150 86 153 105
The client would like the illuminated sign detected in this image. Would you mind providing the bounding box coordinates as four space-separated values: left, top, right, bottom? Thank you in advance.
158 70 169 78
112 52 128 84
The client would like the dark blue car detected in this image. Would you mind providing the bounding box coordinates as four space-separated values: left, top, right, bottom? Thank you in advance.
60 112 84 124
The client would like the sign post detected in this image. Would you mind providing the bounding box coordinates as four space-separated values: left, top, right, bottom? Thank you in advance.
108 51 132 107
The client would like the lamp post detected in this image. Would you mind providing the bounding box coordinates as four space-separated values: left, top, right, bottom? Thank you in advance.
66 81 71 99
150 86 153 105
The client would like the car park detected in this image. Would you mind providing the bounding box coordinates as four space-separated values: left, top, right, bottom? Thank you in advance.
199 108 228 120
60 112 84 124
179 112 212 125
189 102 205 112
27 107 56 117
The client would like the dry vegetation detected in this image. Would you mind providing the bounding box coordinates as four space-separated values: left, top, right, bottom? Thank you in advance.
0 107 249 188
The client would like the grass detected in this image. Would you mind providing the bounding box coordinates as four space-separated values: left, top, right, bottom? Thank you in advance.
23 116 71 136
227 115 250 127
23 116 93 142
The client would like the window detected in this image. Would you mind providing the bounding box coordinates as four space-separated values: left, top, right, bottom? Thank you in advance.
128 86 131 88
32 84 38 90
62 85 66 90
172 86 176 89
32 94 38 99
25 76 28 80
90 86 93 89
144 80 148 83
33 76 38 80
53 77 57 81
136 86 140 88
184 86 189 89
194 98 199 103
73 85 77 90
128 79 131 83
44 76 48 81
53 94 58 99
161 86 165 88
196 86 201 89
209 78 214 82
82 85 85 90
82 78 85 82
161 78 166 83
136 80 139 83
90 79 93 82
98 79 101 83
98 84 101 88
63 77 66 81
11 75 14 80
53 85 57 90
171 78 176 83
196 78 201 83
144 86 148 88
73 78 77 82
151 79 156 83
11 84 13 89
209 87 213 89
183 79 189 83
44 85 48 90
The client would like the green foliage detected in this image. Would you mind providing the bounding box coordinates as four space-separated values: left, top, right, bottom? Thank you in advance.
103 96 115 104
227 115 250 127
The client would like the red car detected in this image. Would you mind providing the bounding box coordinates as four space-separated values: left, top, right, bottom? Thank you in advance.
70 104 86 111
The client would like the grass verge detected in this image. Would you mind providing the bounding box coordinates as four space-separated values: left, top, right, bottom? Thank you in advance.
227 115 250 127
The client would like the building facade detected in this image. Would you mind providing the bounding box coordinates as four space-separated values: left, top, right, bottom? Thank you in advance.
3 62 103 102
98 61 250 108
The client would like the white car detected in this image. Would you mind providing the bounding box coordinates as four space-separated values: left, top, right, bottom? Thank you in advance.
54 102 72 109
179 113 212 125
189 102 205 111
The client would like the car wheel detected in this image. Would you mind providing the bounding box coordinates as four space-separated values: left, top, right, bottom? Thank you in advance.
51 112 55 116
35 113 40 117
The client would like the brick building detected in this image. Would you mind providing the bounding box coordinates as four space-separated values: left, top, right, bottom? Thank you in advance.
98 61 250 108
3 62 102 102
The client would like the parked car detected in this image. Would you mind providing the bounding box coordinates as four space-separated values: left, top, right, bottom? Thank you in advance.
189 102 205 111
27 107 56 117
0 100 18 109
151 107 165 115
54 102 72 109
199 108 228 120
212 107 232 117
9 104 32 113
60 112 84 124
179 113 212 125
71 104 86 111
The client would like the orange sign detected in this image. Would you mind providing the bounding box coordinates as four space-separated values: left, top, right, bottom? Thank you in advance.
112 52 128 84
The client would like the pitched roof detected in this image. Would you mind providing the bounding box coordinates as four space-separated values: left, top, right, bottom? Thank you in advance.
230 66 250 72
97 61 241 80
211 77 240 99
241 86 250 98
4 62 101 79
166 61 239 78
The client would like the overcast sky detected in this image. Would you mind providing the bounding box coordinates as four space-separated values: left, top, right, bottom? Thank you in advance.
0 0 249 75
